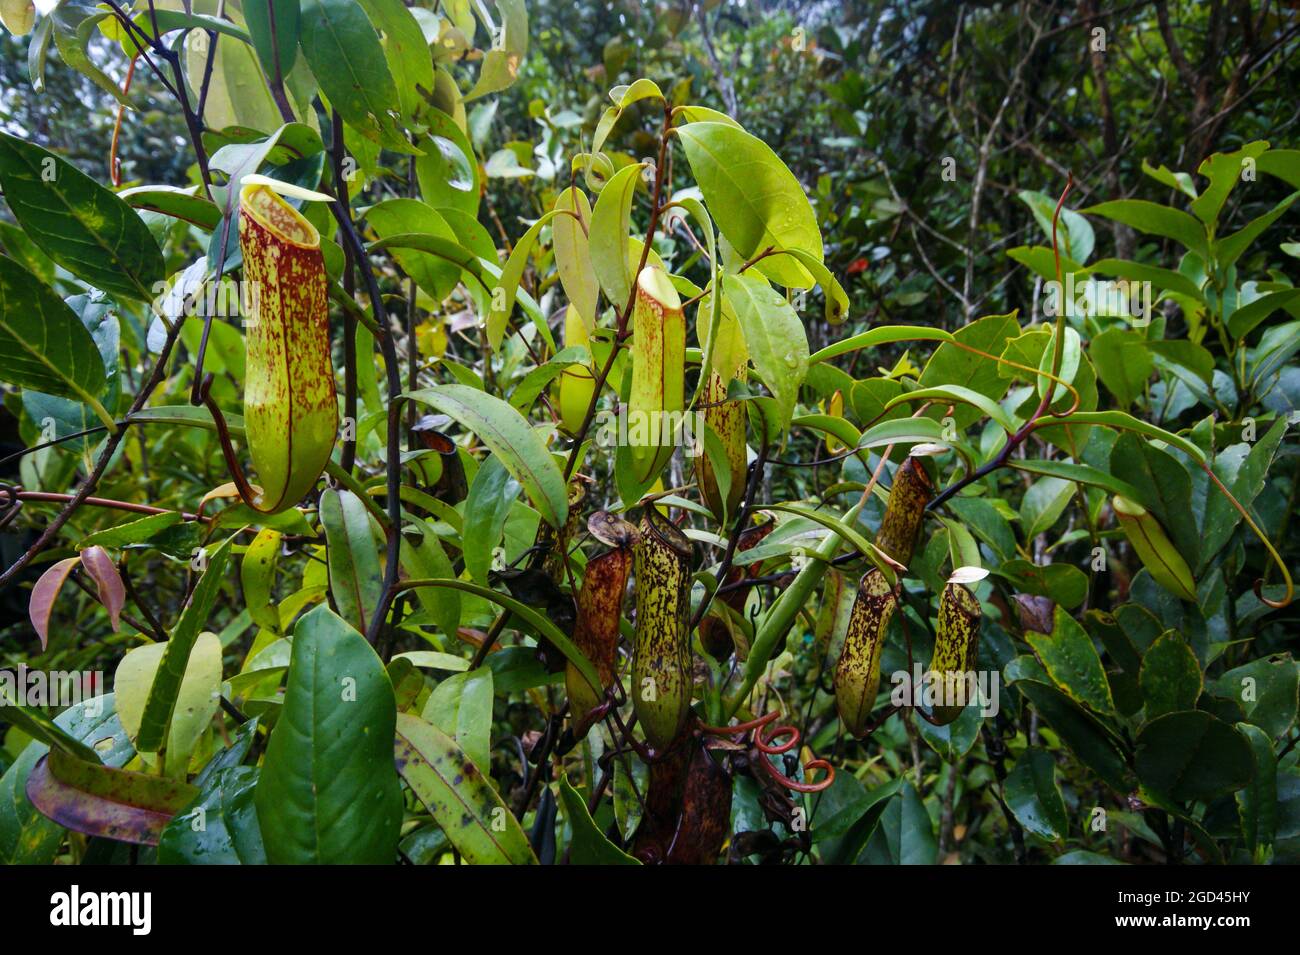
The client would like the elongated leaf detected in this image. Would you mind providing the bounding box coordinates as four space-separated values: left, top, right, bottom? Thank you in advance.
298 0 413 153
243 0 300 78
26 746 197 846
321 487 383 634
400 578 599 693
28 556 80 651
589 163 641 309
487 209 564 350
255 605 403 863
1082 199 1206 257
553 186 599 326
421 666 493 772
406 384 568 528
676 122 822 288
356 0 431 122
398 514 461 640
1139 631 1202 720
79 545 123 633
0 694 128 864
115 632 223 777
462 454 520 585
1005 747 1068 842
79 512 183 549
241 527 282 634
722 271 808 435
1134 711 1253 803
158 765 266 864
810 326 952 365
1013 680 1132 792
394 712 536 864
1025 607 1114 716
1011 459 1141 500
136 539 232 753
365 199 461 302
0 132 164 300
558 774 639 864
0 257 108 416
464 0 527 102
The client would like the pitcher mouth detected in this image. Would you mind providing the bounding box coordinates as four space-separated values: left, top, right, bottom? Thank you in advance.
239 182 321 251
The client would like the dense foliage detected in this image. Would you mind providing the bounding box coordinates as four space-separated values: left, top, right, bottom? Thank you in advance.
0 0 1297 866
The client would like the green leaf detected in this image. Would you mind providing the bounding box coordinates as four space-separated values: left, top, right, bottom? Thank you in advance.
1040 410 1205 464
1215 191 1300 269
464 0 527 102
553 186 599 326
398 515 461 641
0 131 165 301
115 632 223 777
462 454 520 585
1107 434 1200 569
558 774 639 864
721 271 809 436
356 0 433 122
675 122 822 288
399 578 600 694
1134 711 1253 803
158 765 266 864
1011 459 1141 501
487 208 566 350
0 257 110 424
588 163 641 310
0 694 130 864
810 326 952 365
79 512 183 550
1138 631 1202 720
255 605 403 863
859 781 936 864
320 487 384 634
1226 288 1300 340
1005 747 1068 841
1025 607 1115 716
1019 475 1074 539
394 712 536 864
1234 723 1276 859
1013 680 1132 792
918 312 1019 430
240 527 282 635
1081 199 1207 257
884 383 1017 433
1190 143 1270 227
365 199 461 303
1018 189 1094 264
415 110 480 216
993 559 1089 610
406 384 568 528
298 0 413 153
1210 655 1298 739
1087 257 1203 300
421 666 493 773
136 539 232 754
243 0 300 79
1089 327 1153 408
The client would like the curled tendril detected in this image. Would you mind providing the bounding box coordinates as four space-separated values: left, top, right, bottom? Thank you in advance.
0 483 23 530
698 710 835 793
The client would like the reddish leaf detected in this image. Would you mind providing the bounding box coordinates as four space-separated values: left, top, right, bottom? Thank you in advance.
25 748 197 846
80 545 124 632
28 556 80 650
